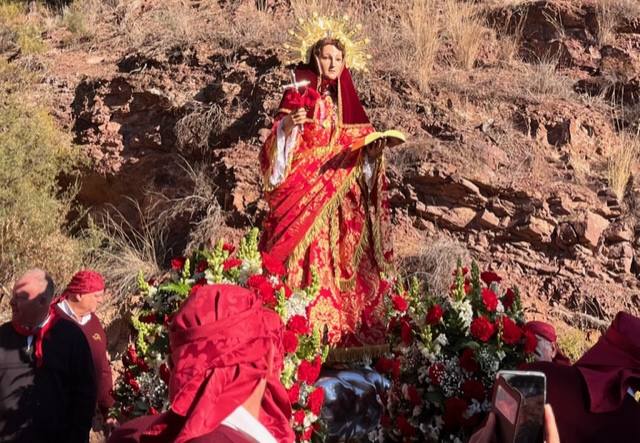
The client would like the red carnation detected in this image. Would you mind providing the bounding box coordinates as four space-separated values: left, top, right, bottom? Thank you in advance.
261 251 285 276
428 362 445 386
481 288 498 312
406 385 421 406
426 304 444 325
170 256 186 271
126 345 138 365
307 387 325 415
392 294 409 312
136 358 150 372
248 275 276 305
462 379 486 402
128 378 140 392
223 257 242 271
396 415 416 437
297 356 322 384
524 329 538 354
288 383 301 404
301 426 314 441
503 288 516 310
196 260 208 273
499 316 523 345
481 270 502 286
287 315 310 335
222 243 235 254
293 409 305 425
459 348 480 373
375 356 393 374
283 330 299 354
443 397 468 429
247 274 268 288
400 317 413 345
159 363 171 384
471 316 495 342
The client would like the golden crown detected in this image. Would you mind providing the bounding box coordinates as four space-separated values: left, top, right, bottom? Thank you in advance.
284 13 371 72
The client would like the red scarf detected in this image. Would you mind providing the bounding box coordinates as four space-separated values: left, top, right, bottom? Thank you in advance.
11 308 59 367
575 311 640 412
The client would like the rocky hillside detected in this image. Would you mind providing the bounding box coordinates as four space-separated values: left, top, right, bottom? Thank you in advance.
6 0 640 338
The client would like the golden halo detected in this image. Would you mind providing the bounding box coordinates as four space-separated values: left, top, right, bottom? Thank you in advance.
283 13 371 72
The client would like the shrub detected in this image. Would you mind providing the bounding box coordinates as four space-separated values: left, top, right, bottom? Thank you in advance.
0 1 45 54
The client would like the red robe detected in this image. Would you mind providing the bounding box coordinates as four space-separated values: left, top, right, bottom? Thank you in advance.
259 64 394 346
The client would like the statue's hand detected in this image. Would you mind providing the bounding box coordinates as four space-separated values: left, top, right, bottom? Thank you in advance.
283 108 307 136
366 138 386 159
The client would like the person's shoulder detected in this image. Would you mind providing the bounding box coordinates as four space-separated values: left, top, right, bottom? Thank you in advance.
0 321 13 332
51 316 86 340
526 361 579 378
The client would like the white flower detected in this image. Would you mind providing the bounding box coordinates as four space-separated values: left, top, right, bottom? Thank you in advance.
496 300 505 314
238 259 261 284
284 292 309 321
449 298 473 332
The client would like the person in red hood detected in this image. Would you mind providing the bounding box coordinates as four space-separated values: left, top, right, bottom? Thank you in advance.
527 311 640 443
54 270 115 427
108 284 294 443
525 321 571 365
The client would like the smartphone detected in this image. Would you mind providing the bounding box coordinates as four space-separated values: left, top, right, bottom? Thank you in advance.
491 370 547 443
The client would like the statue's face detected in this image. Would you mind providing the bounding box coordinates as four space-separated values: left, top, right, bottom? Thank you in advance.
317 44 344 81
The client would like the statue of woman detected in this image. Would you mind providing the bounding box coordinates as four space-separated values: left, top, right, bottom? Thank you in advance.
260 35 394 347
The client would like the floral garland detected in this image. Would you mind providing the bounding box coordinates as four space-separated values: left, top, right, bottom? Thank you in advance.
371 262 537 443
110 228 328 442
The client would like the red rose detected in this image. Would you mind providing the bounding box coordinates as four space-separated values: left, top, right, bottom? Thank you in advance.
481 288 498 312
499 316 523 345
406 385 421 406
471 316 495 342
426 304 444 325
261 251 285 276
481 271 502 286
287 315 310 335
462 379 486 402
400 317 412 345
196 260 208 273
128 378 140 392
283 330 299 353
503 288 516 310
428 362 445 386
297 356 322 384
307 387 325 415
170 256 186 271
159 363 171 384
392 294 409 312
223 257 242 271
443 397 468 429
293 409 305 425
459 348 480 373
524 330 538 354
396 415 416 437
288 383 301 404
301 426 314 441
222 243 236 254
248 275 275 305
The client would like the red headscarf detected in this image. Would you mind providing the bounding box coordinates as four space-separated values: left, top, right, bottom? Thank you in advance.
278 63 369 126
575 311 640 413
61 270 105 298
525 321 571 365
141 284 294 443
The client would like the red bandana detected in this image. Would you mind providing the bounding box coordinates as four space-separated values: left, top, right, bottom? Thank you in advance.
525 321 557 342
61 270 105 299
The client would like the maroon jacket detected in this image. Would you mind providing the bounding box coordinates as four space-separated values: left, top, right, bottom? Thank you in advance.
528 361 640 443
54 305 114 414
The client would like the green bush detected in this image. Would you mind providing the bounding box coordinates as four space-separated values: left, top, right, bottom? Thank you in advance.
0 63 82 291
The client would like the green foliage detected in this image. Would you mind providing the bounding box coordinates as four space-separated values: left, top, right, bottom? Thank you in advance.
0 1 45 54
0 65 82 287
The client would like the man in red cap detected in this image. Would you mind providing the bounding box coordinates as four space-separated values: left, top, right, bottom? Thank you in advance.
0 269 96 442
525 320 570 365
54 270 114 427
108 283 294 443
527 311 640 442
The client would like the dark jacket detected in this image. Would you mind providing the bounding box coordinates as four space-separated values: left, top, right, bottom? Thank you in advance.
0 318 97 442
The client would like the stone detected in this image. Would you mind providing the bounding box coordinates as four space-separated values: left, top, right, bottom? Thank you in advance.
572 211 609 249
605 223 633 243
478 209 501 230
554 222 579 249
511 217 554 243
605 242 634 273
422 205 477 231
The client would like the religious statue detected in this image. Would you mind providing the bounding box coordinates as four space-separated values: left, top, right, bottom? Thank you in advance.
259 15 396 347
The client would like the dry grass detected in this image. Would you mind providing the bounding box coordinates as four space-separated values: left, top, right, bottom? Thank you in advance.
0 1 45 55
406 0 441 92
556 326 595 363
443 0 485 70
175 104 229 158
60 0 102 43
84 201 166 303
403 236 471 296
523 55 573 98
607 130 640 199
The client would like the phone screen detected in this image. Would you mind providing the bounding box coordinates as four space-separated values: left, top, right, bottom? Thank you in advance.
499 372 546 443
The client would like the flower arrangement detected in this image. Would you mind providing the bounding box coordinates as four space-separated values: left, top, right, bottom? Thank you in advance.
373 262 536 443
110 228 328 442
